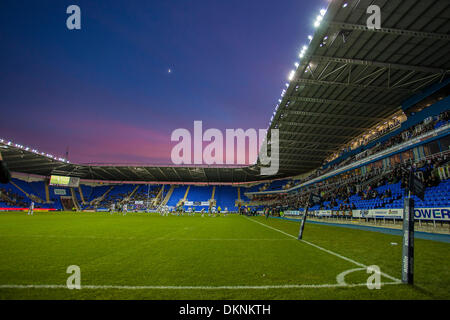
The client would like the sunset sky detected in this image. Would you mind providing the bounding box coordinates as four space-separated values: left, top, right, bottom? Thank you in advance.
0 0 326 164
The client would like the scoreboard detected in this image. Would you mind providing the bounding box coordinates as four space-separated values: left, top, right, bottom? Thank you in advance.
49 175 80 187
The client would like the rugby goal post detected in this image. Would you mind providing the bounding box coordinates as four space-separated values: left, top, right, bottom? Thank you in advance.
298 193 321 240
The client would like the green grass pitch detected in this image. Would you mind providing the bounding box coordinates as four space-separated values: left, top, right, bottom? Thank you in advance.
0 212 448 300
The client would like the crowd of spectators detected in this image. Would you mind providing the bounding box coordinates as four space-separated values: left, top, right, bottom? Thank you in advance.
0 187 29 207
255 153 449 212
286 111 449 190
90 186 161 210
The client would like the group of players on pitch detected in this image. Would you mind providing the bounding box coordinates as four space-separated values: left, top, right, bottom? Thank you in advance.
158 205 228 217
109 203 129 215
107 202 228 217
171 205 227 217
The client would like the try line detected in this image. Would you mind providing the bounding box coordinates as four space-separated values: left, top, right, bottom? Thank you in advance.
0 282 402 290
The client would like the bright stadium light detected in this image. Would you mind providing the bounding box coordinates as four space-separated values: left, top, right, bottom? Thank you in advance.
294 62 299 68
320 9 327 16
288 70 296 81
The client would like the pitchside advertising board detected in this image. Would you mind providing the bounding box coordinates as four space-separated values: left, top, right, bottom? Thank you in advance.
353 208 450 221
285 208 450 221
184 201 210 206
54 189 67 195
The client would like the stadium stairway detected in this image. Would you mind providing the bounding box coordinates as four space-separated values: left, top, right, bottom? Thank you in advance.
161 185 175 206
45 182 50 203
182 185 191 204
152 186 162 206
89 186 114 206
127 185 140 201
9 179 44 203
211 186 216 202
70 188 80 211
166 185 187 207
78 186 86 205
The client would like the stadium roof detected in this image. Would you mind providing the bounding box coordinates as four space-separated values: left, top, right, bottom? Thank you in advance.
2 0 449 183
267 0 450 175
0 144 277 183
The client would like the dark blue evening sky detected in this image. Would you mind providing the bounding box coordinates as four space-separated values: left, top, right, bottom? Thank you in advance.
0 0 328 164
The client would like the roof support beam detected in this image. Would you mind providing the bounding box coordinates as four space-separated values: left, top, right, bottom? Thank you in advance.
280 168 315 172
280 164 318 170
172 167 183 181
310 55 447 74
281 146 331 153
328 22 450 41
112 167 132 180
122 167 145 180
284 110 384 122
280 130 354 139
279 140 338 150
156 167 169 180
1 153 37 160
280 159 323 164
275 152 324 159
281 121 370 131
91 168 110 181
284 96 395 113
143 167 158 180
294 78 412 94
9 162 62 171
98 167 118 180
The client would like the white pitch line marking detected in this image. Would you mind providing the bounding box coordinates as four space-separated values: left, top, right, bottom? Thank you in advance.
336 268 366 286
0 282 402 290
244 216 402 283
0 235 293 241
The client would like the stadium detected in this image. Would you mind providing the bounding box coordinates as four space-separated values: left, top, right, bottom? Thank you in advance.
0 0 449 302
